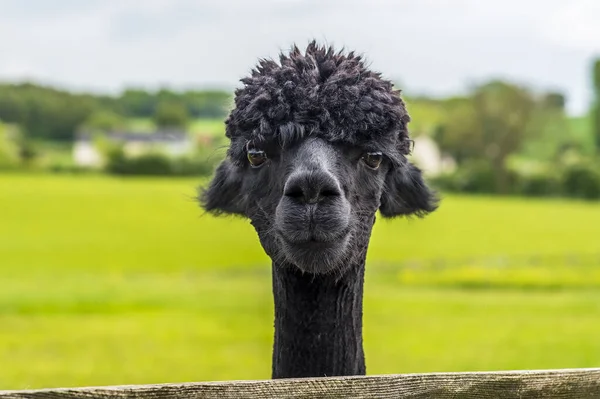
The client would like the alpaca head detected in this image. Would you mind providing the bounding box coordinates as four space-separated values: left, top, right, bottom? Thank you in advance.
202 42 437 274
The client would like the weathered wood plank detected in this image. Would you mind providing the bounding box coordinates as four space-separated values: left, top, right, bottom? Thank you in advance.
1 369 599 399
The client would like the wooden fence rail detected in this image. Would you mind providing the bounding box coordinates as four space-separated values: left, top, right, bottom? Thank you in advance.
1 368 599 399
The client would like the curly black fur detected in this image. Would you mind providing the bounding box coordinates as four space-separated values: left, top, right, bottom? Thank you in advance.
224 41 412 168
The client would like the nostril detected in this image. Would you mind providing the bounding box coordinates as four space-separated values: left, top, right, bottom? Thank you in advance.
284 172 342 204
284 186 304 199
320 187 340 198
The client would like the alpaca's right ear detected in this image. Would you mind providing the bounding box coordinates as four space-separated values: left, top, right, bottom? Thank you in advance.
379 161 438 218
200 159 247 216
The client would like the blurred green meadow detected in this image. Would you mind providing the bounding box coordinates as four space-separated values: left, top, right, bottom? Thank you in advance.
1 174 600 389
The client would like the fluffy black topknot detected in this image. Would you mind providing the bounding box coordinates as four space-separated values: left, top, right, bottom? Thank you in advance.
225 41 412 166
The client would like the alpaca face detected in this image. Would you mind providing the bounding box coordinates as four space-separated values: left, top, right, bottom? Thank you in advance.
201 43 438 274
249 136 387 274
202 132 435 274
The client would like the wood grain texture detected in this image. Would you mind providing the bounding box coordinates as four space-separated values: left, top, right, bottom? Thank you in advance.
2 369 599 399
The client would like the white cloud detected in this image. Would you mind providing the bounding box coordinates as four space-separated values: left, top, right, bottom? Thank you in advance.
542 0 600 51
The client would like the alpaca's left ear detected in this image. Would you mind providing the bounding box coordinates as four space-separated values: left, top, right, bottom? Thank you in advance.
379 162 438 218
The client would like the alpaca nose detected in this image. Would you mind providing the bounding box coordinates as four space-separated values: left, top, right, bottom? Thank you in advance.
284 171 342 204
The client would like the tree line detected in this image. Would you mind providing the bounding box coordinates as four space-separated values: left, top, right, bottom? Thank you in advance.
1 58 600 198
424 75 600 199
430 82 572 194
0 83 231 141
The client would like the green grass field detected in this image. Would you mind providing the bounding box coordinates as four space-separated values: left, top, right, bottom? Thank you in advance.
1 174 599 389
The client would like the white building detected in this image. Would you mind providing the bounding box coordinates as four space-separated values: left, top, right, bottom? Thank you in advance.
73 130 192 167
409 135 456 176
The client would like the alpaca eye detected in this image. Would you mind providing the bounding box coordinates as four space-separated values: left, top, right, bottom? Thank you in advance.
247 148 267 168
362 152 383 169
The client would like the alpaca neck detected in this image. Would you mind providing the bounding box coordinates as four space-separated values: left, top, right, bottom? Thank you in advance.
271 261 366 379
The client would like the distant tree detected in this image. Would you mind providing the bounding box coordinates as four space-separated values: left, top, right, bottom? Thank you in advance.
0 121 20 168
182 90 231 118
18 141 37 165
593 59 600 152
469 81 536 192
117 88 230 119
0 83 96 140
153 101 189 129
82 110 126 132
404 96 446 136
542 92 566 111
156 88 178 105
119 89 156 117
472 81 536 193
521 91 571 161
434 96 482 164
435 81 536 193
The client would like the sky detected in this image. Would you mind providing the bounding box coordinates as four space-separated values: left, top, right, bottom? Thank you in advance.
1 0 599 115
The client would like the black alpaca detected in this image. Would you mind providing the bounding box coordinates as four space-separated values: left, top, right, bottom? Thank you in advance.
201 42 437 379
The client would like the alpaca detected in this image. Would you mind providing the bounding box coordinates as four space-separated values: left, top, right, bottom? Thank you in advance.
201 42 437 379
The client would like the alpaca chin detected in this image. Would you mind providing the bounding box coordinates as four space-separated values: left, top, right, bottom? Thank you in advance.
278 232 352 274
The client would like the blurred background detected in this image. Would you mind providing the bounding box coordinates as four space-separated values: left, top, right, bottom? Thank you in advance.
1 0 600 390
